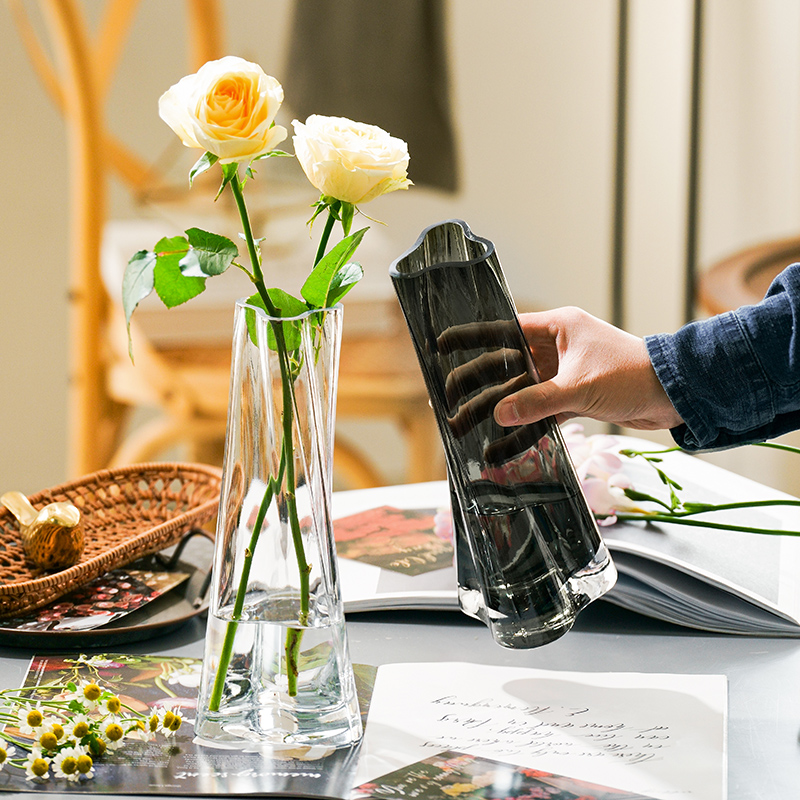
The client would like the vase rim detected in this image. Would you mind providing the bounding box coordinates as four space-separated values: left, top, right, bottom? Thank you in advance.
388 218 496 278
234 299 343 321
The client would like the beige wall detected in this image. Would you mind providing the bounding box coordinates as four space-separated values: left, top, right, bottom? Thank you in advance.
2 0 800 496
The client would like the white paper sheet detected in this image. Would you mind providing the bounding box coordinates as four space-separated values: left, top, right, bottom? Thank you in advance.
353 662 727 800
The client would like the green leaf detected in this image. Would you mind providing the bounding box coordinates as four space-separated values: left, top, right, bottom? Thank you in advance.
183 228 238 276
244 289 307 351
216 162 239 200
153 236 206 308
340 202 355 236
122 249 156 360
266 287 309 318
189 152 218 185
326 261 363 305
254 149 293 160
307 199 329 228
301 227 368 307
178 248 202 276
243 291 266 346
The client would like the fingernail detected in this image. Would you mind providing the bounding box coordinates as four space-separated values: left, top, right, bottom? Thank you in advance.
495 400 518 426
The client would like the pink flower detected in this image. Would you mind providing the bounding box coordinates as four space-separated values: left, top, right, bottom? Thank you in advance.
562 423 641 521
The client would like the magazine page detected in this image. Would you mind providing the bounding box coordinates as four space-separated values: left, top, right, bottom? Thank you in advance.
332 482 457 613
332 438 800 634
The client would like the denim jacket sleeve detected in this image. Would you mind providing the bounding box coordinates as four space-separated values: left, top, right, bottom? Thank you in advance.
644 262 800 451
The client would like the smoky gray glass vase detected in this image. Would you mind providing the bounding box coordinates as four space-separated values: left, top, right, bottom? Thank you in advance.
390 220 617 649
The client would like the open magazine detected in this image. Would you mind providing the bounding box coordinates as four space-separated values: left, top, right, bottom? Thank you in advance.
331 438 800 636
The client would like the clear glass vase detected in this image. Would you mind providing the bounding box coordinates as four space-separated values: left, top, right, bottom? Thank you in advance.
390 220 617 649
194 300 362 749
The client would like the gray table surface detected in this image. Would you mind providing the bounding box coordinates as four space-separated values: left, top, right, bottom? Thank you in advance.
0 601 797 799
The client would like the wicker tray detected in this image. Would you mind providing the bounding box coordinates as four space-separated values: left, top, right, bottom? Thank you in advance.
0 462 222 618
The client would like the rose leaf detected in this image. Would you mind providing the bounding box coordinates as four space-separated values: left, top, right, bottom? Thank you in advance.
184 228 238 276
122 249 156 360
153 237 206 308
325 262 364 306
340 202 355 236
301 227 368 307
189 152 218 186
243 289 306 351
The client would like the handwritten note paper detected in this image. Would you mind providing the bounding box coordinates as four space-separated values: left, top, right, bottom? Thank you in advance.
353 662 726 800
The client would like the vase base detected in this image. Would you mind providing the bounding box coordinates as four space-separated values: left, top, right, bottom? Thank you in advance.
457 548 618 650
193 709 362 750
195 613 362 749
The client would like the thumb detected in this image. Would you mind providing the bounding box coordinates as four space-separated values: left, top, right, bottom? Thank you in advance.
494 380 572 427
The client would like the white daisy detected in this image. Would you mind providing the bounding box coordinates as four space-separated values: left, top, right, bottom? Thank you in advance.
52 746 86 783
99 717 126 750
124 718 153 742
159 707 183 737
0 743 17 771
74 680 103 711
66 713 92 741
75 751 94 780
16 704 45 735
43 717 66 742
23 748 50 781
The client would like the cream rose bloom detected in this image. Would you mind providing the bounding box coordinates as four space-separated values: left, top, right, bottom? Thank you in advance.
158 56 287 164
292 115 411 205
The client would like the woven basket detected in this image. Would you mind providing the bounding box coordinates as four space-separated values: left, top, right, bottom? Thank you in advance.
0 462 222 618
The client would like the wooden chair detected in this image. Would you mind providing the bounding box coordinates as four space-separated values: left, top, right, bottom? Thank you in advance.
698 234 800 316
11 0 443 488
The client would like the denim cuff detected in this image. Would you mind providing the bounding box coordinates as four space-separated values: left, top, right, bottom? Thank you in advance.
645 311 774 451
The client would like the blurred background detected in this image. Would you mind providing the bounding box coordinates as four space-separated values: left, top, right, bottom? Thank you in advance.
3 0 800 497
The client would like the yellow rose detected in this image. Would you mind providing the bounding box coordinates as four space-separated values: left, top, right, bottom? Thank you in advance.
292 115 411 205
158 56 287 164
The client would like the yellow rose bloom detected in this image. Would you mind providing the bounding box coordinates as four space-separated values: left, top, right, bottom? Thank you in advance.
159 56 288 164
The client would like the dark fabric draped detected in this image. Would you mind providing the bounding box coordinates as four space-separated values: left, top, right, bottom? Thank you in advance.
283 0 458 192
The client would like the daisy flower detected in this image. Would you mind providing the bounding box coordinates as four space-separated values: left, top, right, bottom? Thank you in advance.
99 717 126 750
16 704 45 735
37 728 60 753
103 694 122 716
44 718 66 742
143 710 161 738
0 743 17 771
52 745 89 783
75 752 95 780
23 748 50 781
159 707 183 737
66 713 92 741
74 680 103 711
125 718 154 742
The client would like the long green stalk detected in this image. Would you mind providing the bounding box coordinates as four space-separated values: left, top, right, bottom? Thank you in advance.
208 476 275 712
614 511 800 536
613 442 800 536
209 172 319 703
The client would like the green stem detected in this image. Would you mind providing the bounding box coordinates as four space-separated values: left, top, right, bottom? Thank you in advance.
313 206 338 266
677 498 800 515
208 479 275 712
216 170 311 700
613 511 800 536
754 441 800 455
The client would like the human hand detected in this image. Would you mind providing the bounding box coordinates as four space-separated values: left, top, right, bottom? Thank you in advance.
492 307 683 430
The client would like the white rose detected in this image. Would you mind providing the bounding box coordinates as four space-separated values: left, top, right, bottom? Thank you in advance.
158 56 287 164
292 115 411 205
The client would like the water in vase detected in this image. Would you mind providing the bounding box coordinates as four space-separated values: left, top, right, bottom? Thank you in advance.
195 592 361 748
